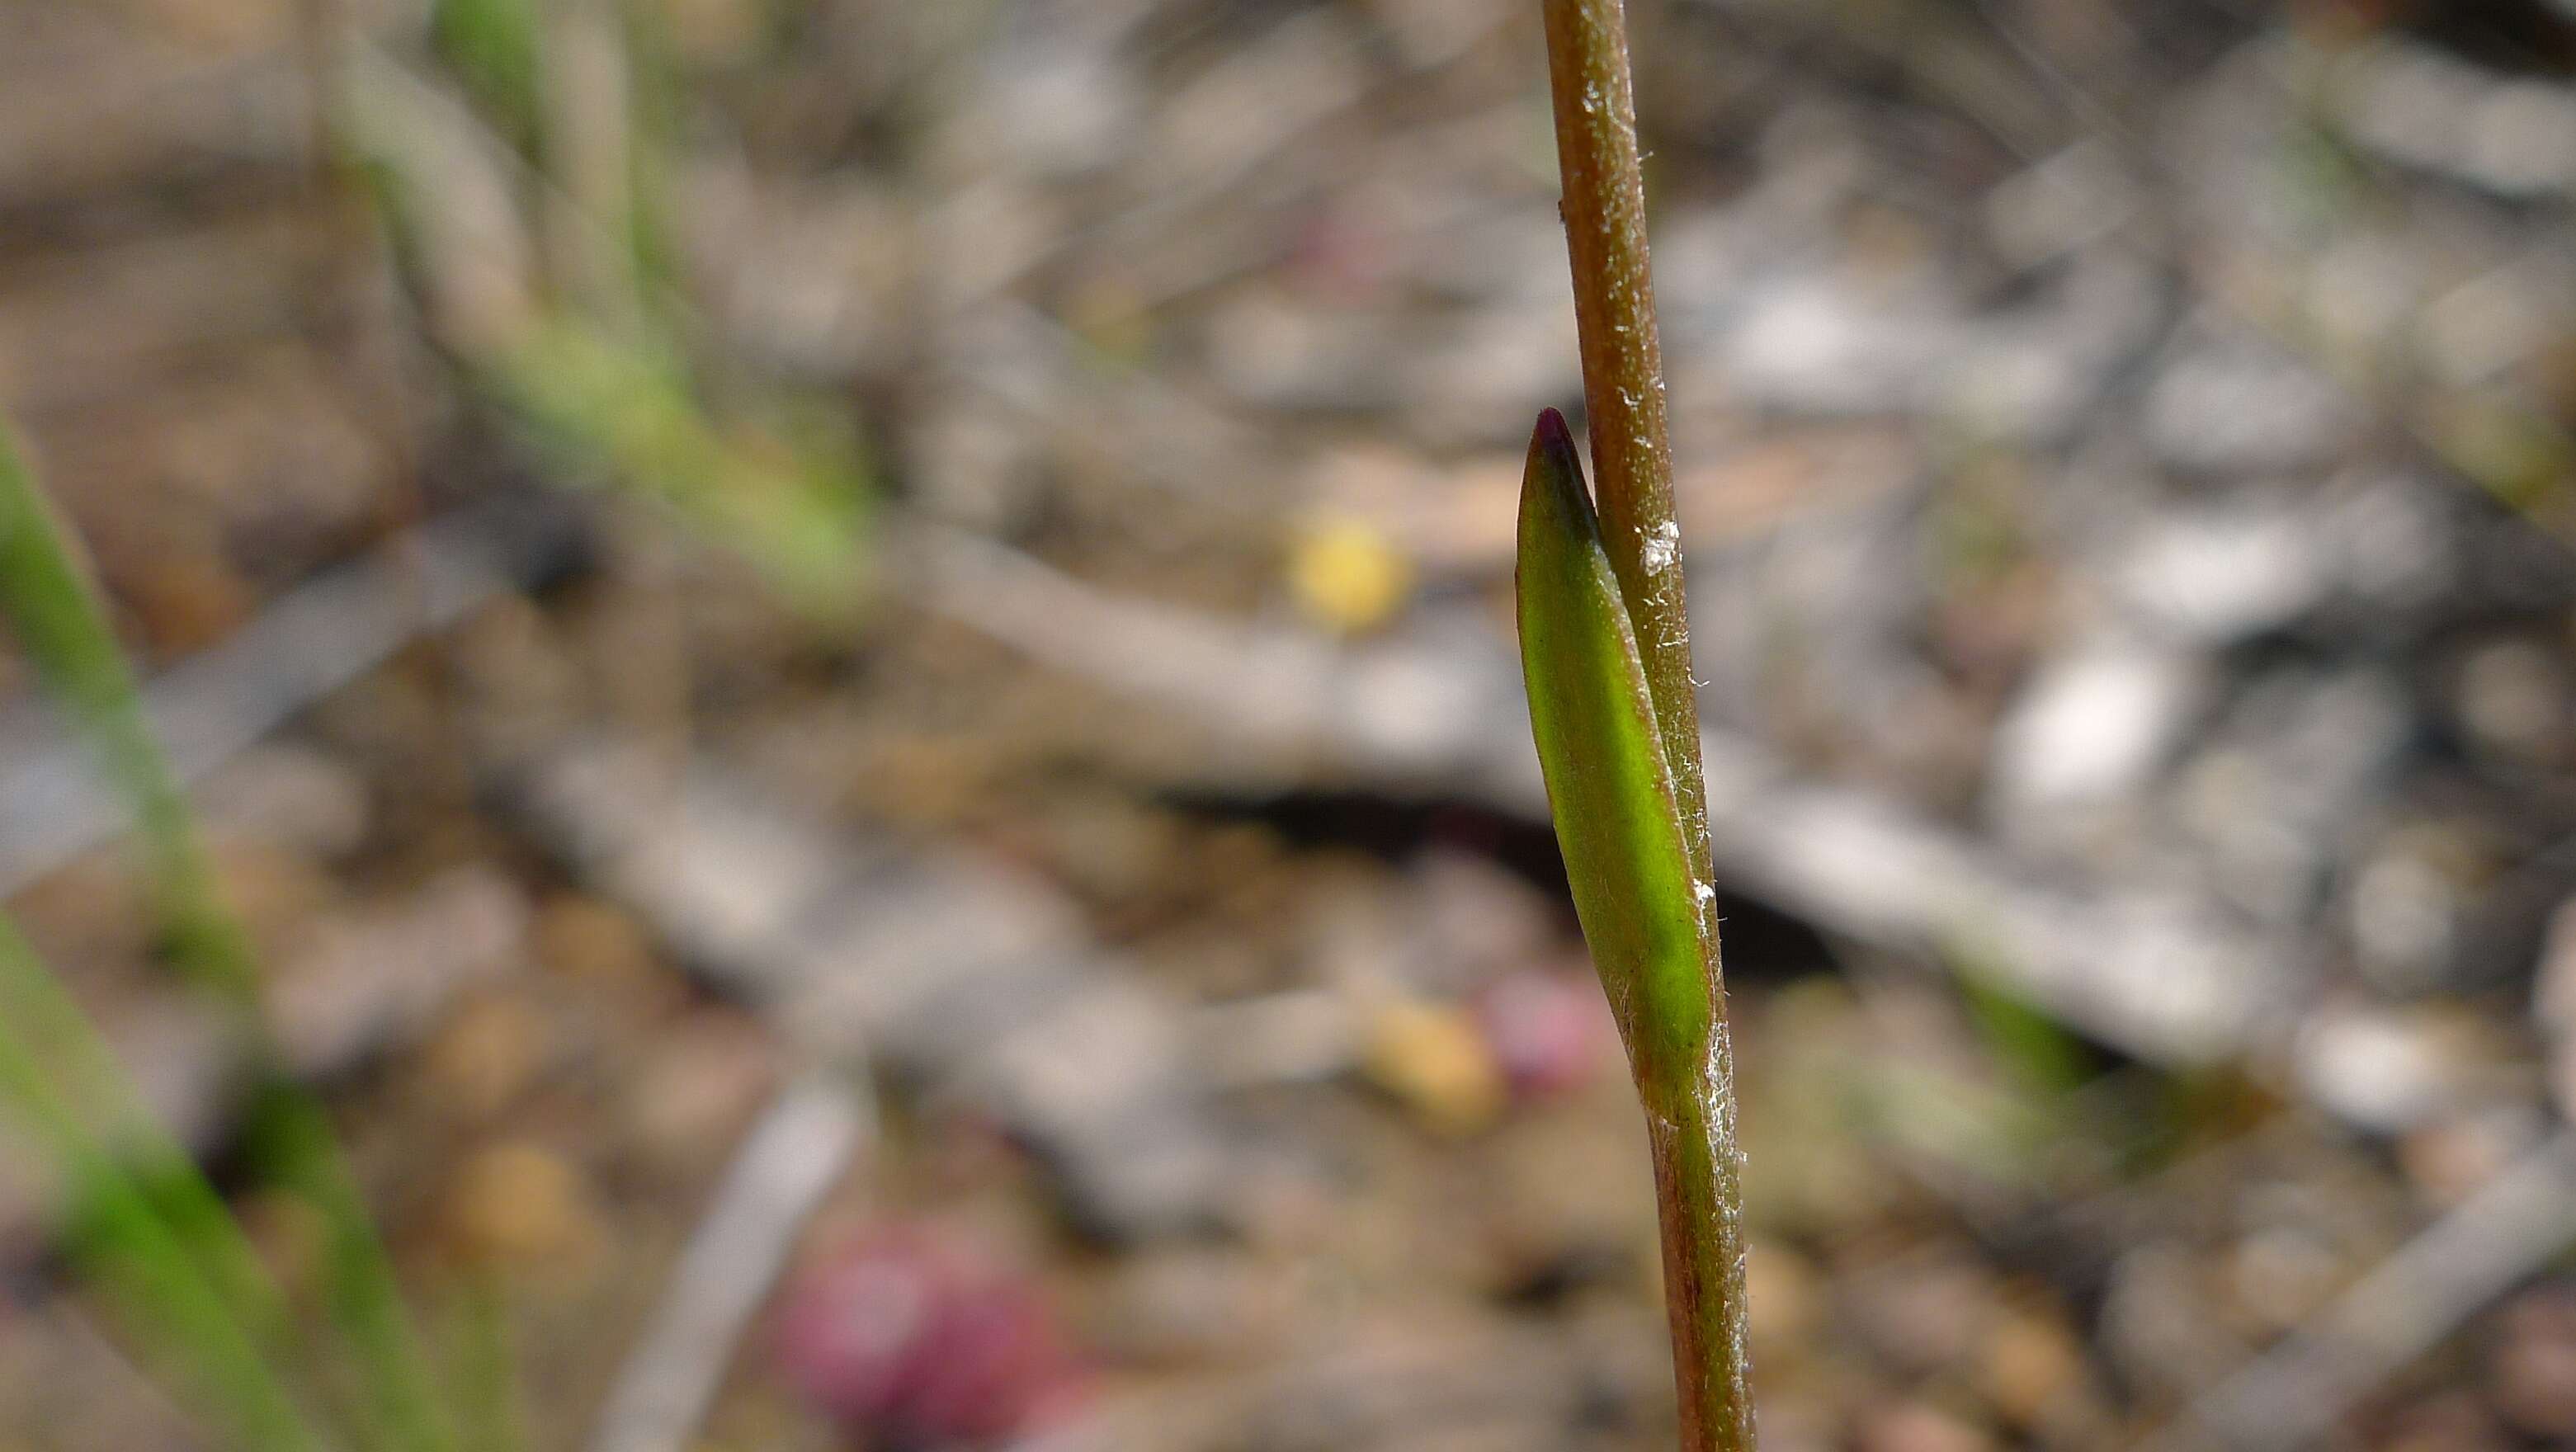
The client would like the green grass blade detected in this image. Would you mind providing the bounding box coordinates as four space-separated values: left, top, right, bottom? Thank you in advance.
490 317 872 614
0 430 252 1001
0 419 458 1452
0 922 287 1336
241 1091 456 1452
1958 969 2095 1101
437 1276 527 1452
0 920 328 1452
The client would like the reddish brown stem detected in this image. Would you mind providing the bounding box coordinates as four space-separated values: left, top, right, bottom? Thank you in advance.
1540 0 1706 871
1539 4 1753 1450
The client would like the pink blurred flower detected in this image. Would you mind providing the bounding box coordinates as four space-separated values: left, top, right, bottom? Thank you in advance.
1476 968 1617 1100
774 1229 1084 1445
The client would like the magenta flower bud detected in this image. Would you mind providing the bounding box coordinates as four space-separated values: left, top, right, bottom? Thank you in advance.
774 1229 1083 1445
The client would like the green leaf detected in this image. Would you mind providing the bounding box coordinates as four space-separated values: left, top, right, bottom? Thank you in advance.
431 0 545 146
489 317 872 616
1957 967 2094 1101
1513 408 1713 1088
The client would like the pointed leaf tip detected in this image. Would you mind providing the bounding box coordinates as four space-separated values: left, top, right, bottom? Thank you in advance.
1526 410 1583 500
1520 408 1597 559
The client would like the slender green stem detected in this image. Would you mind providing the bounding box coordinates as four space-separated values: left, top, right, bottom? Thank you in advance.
1536 5 1753 1449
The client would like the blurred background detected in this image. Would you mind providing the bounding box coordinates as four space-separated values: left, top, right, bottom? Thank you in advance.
5 0 2576 1448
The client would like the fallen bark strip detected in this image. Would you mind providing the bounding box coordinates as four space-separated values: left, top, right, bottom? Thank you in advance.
0 497 2288 1083
909 526 2297 1072
0 494 579 898
587 1075 870 1452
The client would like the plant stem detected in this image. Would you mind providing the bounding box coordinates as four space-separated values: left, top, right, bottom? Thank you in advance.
1636 1049 1753 1452
1538 4 1753 1449
1540 0 1703 856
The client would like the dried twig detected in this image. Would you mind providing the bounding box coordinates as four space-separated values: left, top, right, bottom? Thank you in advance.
2156 1130 2576 1452
587 1077 871 1452
0 497 574 897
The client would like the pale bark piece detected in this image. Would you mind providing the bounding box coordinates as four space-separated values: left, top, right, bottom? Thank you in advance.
587 1076 870 1452
2154 1132 2576 1452
0 496 582 899
912 528 2298 1072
